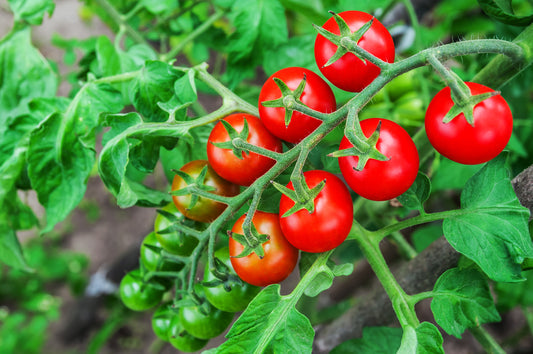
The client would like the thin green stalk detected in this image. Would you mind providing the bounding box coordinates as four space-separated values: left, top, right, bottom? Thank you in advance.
92 0 149 47
232 138 284 160
469 325 506 354
389 231 417 260
160 10 225 62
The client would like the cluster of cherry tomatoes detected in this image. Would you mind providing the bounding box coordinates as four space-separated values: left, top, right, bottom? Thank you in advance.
118 9 513 351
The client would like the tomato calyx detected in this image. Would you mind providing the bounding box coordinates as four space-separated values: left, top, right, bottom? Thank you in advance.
170 166 217 209
444 81 500 126
261 75 308 127
313 11 374 67
131 267 168 292
272 177 326 217
155 208 200 247
202 256 245 292
210 118 251 159
228 221 270 259
329 108 389 170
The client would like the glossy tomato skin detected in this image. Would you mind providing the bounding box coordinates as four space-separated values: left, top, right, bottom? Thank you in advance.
152 303 174 341
168 314 208 352
119 269 164 311
140 231 184 273
207 113 283 186
171 160 240 222
279 171 353 253
154 203 199 256
315 11 395 92
425 82 513 165
258 67 336 143
203 247 260 312
338 118 419 201
179 291 234 340
229 211 299 287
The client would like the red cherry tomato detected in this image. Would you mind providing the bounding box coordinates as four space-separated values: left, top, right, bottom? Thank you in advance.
338 118 419 201
229 211 299 287
425 82 513 165
207 113 283 186
279 170 353 253
171 160 240 223
315 11 395 92
258 67 336 143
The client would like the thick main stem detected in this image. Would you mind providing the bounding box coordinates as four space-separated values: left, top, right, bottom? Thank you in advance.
354 223 420 329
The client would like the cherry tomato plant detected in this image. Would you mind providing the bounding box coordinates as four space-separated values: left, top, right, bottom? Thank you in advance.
2 0 533 353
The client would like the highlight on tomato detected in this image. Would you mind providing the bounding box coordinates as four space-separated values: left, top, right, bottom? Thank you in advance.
258 66 336 143
424 82 513 165
338 118 419 201
314 10 395 92
279 170 353 253
171 160 240 223
207 113 283 186
229 211 299 287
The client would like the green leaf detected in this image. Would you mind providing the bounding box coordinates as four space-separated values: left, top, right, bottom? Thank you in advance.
27 113 94 234
0 27 57 121
225 0 288 84
443 154 533 282
158 69 198 121
494 269 533 312
98 114 190 207
27 84 122 233
397 172 431 211
214 285 314 353
0 228 32 271
304 259 353 297
397 322 444 354
8 0 55 25
0 143 35 270
478 0 533 26
95 36 156 102
140 0 176 14
130 61 182 122
263 35 316 75
431 157 482 192
431 268 500 338
412 224 443 253
332 326 403 354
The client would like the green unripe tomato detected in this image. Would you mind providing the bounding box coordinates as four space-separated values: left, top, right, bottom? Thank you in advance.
203 247 260 312
140 231 183 273
153 203 199 256
119 269 164 311
152 304 175 341
168 315 208 352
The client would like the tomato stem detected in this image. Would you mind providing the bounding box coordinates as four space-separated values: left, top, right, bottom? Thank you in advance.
353 222 420 329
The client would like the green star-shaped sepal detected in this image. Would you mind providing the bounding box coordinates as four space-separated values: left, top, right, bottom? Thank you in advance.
202 256 245 292
229 223 270 259
329 120 389 171
211 118 251 159
170 166 216 209
444 80 500 126
154 208 191 247
272 178 326 217
261 74 307 127
313 11 374 67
